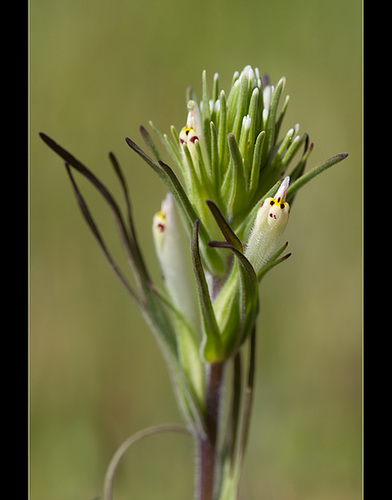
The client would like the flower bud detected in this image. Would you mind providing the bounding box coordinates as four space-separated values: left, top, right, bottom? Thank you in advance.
245 177 290 273
153 194 204 401
152 193 196 323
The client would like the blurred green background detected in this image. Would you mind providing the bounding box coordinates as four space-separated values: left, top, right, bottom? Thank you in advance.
30 0 362 499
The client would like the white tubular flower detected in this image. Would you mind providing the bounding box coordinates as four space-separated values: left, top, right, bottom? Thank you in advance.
179 101 205 172
245 177 291 273
179 100 204 146
153 194 203 401
152 193 196 323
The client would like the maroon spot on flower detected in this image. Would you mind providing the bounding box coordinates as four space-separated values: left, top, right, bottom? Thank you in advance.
189 135 198 143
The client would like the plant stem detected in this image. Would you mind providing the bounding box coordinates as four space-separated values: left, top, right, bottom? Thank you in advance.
196 361 225 500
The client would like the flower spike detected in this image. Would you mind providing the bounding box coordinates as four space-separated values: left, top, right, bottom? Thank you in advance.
40 64 349 500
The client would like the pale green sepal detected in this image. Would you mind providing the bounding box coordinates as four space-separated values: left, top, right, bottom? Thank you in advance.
261 77 286 165
226 133 248 218
280 132 308 171
181 140 203 198
248 130 266 196
268 127 295 171
217 90 228 181
209 121 219 190
232 72 252 140
226 76 240 128
201 70 211 146
147 120 184 172
139 125 161 162
150 284 205 407
274 94 290 141
194 137 213 188
243 87 260 174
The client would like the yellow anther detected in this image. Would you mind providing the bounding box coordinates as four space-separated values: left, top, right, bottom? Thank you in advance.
244 177 291 273
179 126 199 145
269 197 289 211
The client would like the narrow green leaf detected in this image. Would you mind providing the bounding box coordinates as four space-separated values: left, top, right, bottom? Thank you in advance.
206 200 243 253
109 152 150 283
248 130 266 196
269 127 295 170
194 137 213 187
227 133 247 216
261 77 285 165
210 121 219 190
232 73 250 140
191 220 222 362
289 138 314 184
64 162 140 305
147 121 185 176
286 152 349 204
243 87 260 171
139 125 161 162
217 90 228 178
201 70 211 156
274 94 290 141
39 133 150 285
226 78 240 131
170 125 182 154
280 132 307 171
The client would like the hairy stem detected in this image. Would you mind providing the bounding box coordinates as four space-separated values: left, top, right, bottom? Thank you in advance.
196 361 225 500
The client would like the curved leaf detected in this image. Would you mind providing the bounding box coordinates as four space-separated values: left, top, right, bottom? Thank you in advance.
191 220 223 362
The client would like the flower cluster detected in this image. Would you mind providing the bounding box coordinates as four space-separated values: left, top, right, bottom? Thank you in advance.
145 66 307 276
134 65 346 364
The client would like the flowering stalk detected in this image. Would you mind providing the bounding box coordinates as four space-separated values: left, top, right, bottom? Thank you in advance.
40 64 348 500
